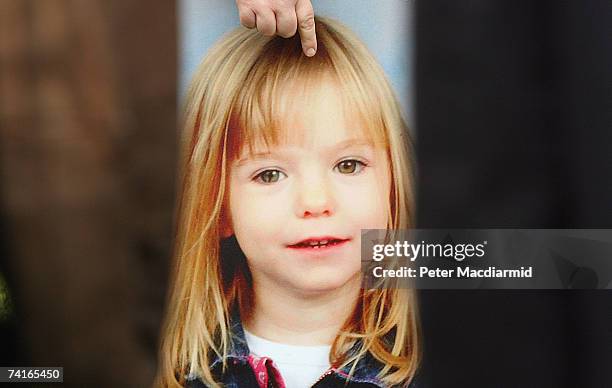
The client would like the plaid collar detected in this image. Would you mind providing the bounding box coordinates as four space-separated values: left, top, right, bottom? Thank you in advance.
207 306 386 387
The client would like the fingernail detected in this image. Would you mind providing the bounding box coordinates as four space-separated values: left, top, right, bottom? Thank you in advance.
306 48 316 57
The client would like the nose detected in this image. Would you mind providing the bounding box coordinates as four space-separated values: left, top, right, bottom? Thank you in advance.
295 175 335 218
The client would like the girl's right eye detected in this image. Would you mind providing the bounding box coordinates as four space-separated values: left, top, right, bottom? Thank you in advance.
253 169 287 184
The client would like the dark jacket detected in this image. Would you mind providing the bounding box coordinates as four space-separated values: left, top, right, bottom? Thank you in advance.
185 307 420 388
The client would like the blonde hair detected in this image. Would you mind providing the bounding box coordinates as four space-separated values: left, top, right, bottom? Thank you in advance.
156 17 420 387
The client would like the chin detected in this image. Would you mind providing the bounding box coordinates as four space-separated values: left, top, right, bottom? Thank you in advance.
289 271 361 295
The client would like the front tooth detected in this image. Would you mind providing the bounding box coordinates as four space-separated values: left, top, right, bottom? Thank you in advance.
306 240 330 247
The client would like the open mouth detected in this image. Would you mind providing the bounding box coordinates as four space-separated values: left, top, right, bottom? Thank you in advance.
288 238 350 249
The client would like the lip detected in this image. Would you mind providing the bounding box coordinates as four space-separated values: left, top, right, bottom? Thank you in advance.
286 236 351 255
288 235 349 246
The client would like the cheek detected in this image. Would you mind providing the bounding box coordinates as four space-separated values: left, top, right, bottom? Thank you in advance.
339 175 390 228
229 184 287 241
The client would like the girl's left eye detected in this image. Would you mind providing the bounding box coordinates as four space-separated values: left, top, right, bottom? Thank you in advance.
334 159 367 175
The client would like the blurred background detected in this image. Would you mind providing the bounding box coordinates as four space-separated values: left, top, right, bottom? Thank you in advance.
0 1 177 387
1 1 611 387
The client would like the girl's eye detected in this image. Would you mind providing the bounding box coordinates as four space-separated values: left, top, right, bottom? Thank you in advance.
254 169 287 184
335 159 367 175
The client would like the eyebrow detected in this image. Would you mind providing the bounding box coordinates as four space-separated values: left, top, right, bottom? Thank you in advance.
234 138 377 166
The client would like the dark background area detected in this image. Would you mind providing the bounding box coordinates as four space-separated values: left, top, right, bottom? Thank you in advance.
0 1 611 387
416 1 612 387
0 1 176 387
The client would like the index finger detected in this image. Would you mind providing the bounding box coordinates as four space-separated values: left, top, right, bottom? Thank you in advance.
295 0 316 56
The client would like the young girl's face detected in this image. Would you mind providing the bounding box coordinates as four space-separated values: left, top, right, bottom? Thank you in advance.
226 79 391 296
